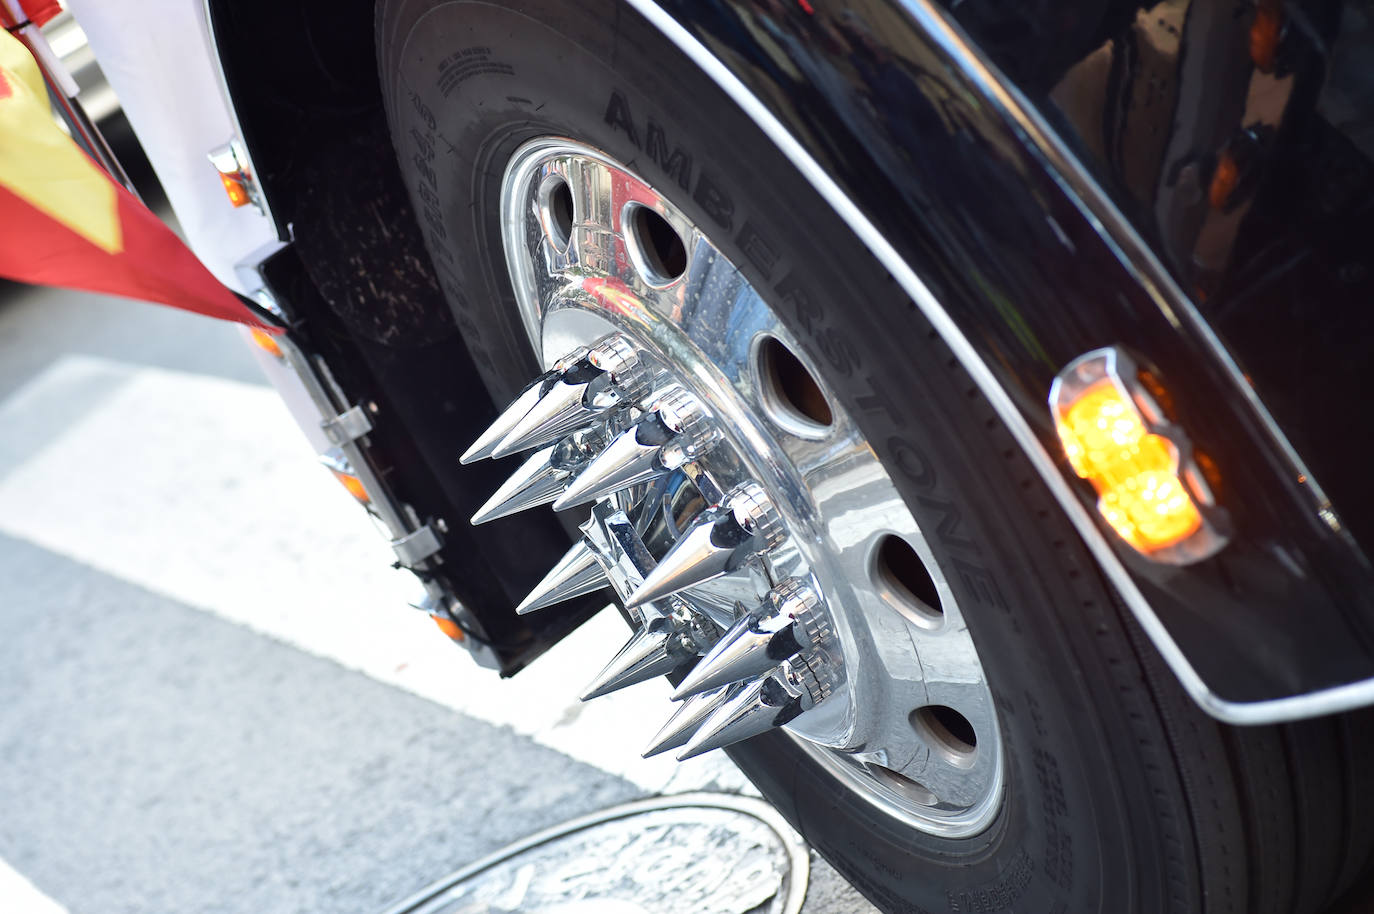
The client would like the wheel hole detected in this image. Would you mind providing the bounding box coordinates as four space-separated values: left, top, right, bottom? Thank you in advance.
542 176 575 252
874 535 943 626
911 705 978 766
629 205 687 283
756 335 833 434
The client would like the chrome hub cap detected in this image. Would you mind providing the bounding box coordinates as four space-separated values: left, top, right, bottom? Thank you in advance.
467 138 1004 837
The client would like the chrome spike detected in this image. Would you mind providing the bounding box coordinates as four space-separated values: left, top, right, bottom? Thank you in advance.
677 672 803 760
553 416 672 510
670 609 800 701
461 345 592 464
624 512 740 609
554 387 715 510
492 335 648 458
642 685 738 758
491 373 601 459
469 445 565 525
515 539 609 614
460 379 549 464
624 483 784 609
580 623 690 701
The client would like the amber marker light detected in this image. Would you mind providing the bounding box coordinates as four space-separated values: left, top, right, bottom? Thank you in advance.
248 326 283 359
207 140 261 212
1209 150 1240 210
1050 348 1226 564
318 448 371 506
218 170 252 208
1250 0 1282 71
431 614 466 642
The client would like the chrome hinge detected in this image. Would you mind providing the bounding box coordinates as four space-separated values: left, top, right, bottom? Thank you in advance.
320 404 373 445
392 524 443 567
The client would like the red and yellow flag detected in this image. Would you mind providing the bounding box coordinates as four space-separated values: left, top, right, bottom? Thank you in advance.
0 27 273 329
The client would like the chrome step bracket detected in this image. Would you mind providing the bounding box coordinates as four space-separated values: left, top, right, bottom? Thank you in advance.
321 404 373 446
391 524 443 568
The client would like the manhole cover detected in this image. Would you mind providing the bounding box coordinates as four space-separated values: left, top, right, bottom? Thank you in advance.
383 793 808 914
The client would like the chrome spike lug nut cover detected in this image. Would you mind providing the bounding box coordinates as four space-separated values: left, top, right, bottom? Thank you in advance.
491 334 648 458
624 483 786 609
515 538 610 614
677 672 804 761
585 333 650 406
726 481 786 553
651 386 719 469
491 371 604 459
622 509 755 609
471 425 608 525
642 685 740 758
469 444 567 525
461 381 546 465
552 417 673 510
580 620 695 701
671 604 804 701
553 386 715 510
460 346 590 464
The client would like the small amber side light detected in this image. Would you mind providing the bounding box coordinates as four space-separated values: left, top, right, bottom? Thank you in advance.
1250 1 1282 71
431 614 465 641
329 467 370 505
219 170 252 208
248 327 283 359
1209 151 1240 210
208 140 260 212
1050 348 1225 563
1057 381 1202 551
319 449 371 506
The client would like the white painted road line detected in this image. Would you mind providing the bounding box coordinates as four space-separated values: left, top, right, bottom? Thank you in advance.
0 857 68 914
0 355 749 796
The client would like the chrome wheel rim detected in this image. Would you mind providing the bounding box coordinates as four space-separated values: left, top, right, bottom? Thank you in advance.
475 137 1004 837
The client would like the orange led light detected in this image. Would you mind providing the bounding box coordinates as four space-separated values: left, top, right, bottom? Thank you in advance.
1209 151 1240 210
1056 380 1202 553
431 614 465 641
319 448 371 506
248 326 283 359
1052 348 1225 564
1251 0 1282 71
329 466 371 505
219 171 251 208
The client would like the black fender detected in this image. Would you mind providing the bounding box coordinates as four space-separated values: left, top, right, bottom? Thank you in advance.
627 0 1374 722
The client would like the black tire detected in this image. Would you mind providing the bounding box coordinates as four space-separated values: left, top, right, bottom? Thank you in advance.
374 2 1374 910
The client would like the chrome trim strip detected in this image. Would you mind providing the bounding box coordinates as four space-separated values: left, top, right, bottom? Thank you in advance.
234 252 420 558
622 0 1374 724
274 333 413 544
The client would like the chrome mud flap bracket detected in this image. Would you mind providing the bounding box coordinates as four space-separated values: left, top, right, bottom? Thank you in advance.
235 245 502 671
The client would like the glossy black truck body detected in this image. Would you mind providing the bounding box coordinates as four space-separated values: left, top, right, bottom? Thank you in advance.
207 0 1374 722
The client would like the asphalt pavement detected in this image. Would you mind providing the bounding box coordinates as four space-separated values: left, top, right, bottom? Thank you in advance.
0 281 879 914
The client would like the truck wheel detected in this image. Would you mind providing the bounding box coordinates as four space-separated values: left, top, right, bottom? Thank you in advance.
376 1 1374 910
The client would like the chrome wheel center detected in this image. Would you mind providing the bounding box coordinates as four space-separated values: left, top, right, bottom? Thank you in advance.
467 138 1003 837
